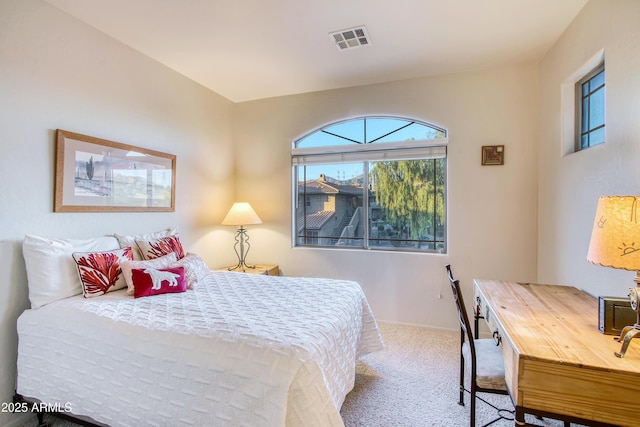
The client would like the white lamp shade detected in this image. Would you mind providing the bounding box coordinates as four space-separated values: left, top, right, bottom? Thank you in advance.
587 196 640 271
222 202 262 226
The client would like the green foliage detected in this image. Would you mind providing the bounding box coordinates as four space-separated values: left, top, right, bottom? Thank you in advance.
371 159 445 241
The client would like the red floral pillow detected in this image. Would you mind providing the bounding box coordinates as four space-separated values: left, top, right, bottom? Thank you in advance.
135 235 185 261
72 247 134 298
131 266 187 298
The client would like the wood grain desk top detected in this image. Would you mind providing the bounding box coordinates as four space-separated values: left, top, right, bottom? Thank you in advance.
475 279 640 370
474 279 640 426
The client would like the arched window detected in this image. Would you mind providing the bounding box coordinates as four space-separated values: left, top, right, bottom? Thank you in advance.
292 116 447 252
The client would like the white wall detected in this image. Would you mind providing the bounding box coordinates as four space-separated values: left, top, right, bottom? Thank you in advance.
537 0 640 296
0 1 235 425
233 63 540 329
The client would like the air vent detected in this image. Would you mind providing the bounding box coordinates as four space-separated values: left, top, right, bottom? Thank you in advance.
329 26 370 51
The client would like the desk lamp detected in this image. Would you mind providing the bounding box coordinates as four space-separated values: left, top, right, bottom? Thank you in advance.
222 202 262 272
587 195 640 357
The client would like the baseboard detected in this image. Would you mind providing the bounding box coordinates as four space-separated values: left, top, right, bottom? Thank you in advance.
377 319 457 333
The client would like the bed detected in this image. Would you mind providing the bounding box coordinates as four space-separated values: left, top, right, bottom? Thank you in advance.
16 233 383 427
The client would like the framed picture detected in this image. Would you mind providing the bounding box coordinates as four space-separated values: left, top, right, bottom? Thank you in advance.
481 145 504 166
54 129 176 212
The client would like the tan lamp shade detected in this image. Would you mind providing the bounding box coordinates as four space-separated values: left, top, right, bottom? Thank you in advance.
587 196 640 271
222 202 262 226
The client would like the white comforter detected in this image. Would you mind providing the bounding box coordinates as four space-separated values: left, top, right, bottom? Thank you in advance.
17 271 383 427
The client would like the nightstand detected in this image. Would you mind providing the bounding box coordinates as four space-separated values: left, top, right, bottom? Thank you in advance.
217 264 279 276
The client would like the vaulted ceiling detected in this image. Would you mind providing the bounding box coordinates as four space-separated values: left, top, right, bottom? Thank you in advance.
44 0 588 102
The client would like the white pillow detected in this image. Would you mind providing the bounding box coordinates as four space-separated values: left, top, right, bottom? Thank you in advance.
119 252 178 295
114 228 176 260
23 234 120 309
167 252 210 290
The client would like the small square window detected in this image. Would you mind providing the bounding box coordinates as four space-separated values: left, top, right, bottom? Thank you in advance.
576 64 605 151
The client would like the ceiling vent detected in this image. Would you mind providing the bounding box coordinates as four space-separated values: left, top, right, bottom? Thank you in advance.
329 26 370 51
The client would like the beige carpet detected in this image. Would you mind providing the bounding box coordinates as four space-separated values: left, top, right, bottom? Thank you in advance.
340 323 575 427
19 323 577 427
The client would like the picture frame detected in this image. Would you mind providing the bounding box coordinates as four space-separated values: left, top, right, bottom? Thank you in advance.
54 129 176 212
481 145 504 166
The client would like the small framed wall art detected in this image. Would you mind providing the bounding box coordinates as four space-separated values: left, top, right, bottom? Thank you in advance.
481 145 504 166
54 129 176 212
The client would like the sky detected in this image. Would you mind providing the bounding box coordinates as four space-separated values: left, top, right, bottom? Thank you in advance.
295 117 446 182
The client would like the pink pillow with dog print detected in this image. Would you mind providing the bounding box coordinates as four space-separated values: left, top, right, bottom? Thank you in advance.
131 266 187 298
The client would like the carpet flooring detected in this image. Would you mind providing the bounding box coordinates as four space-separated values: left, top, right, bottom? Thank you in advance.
18 322 579 427
340 323 575 427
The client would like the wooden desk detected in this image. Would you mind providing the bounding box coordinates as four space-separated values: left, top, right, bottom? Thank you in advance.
474 279 640 427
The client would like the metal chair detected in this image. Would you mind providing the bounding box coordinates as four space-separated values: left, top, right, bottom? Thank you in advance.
445 264 513 427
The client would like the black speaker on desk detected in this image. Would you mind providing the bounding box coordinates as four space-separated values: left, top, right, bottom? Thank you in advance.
598 296 637 335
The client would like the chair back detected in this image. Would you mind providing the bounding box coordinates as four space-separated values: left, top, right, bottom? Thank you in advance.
445 264 512 425
445 264 475 346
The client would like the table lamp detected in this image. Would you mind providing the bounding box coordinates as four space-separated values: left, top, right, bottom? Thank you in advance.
587 195 640 357
222 202 262 272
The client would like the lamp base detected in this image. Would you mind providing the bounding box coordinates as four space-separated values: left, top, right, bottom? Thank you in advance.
228 226 256 273
615 324 640 358
615 277 640 358
227 261 257 273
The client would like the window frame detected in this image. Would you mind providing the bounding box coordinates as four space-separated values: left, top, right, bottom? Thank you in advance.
291 116 448 253
575 63 605 151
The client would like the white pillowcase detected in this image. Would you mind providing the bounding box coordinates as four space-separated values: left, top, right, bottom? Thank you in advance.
166 253 210 289
23 234 120 309
120 252 178 295
114 228 176 260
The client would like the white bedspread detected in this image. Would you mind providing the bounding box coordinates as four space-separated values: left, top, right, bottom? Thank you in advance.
17 271 383 427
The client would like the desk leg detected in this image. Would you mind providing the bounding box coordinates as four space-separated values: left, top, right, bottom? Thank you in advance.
515 407 526 426
514 407 572 427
